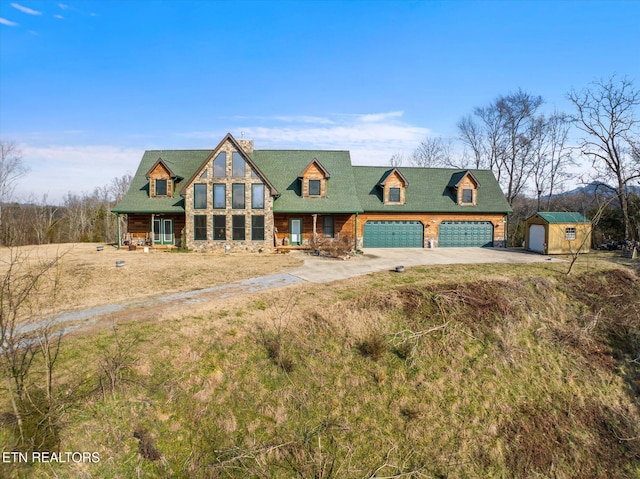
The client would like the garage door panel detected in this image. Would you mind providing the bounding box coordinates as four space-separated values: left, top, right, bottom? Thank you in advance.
439 221 494 247
363 221 423 248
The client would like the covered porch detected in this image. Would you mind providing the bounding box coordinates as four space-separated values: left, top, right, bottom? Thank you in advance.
116 213 185 249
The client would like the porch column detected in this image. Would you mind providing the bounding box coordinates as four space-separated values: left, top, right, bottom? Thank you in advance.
116 213 121 249
312 214 318 241
354 213 359 253
151 214 154 246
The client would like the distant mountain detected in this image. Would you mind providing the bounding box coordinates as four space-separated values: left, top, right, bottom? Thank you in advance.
554 181 640 197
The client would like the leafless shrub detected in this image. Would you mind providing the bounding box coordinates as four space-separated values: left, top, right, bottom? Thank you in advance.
96 326 140 399
309 235 355 258
0 248 67 448
257 295 298 372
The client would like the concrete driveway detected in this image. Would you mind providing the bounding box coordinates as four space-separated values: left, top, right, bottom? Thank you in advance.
287 247 563 283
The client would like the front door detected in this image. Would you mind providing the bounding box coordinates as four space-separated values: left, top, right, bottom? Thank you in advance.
153 218 174 245
290 218 302 245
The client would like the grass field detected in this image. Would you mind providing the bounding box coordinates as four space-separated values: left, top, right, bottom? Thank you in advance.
1 245 639 478
0 243 302 320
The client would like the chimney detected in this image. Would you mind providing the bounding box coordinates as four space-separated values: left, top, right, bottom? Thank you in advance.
238 139 254 154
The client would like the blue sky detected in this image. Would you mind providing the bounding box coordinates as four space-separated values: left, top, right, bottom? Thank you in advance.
1 0 639 202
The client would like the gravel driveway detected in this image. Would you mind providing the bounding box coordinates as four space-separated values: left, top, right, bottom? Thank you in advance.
287 247 563 283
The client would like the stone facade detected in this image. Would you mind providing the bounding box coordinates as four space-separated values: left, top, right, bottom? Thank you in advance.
184 138 275 252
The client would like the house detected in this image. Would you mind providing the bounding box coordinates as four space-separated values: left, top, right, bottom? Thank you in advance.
525 212 592 255
112 133 512 251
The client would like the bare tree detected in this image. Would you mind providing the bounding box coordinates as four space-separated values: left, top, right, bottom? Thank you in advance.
459 90 545 205
457 115 487 169
0 142 28 203
0 142 29 245
388 153 405 167
568 76 640 240
0 248 65 447
530 111 574 210
410 137 452 168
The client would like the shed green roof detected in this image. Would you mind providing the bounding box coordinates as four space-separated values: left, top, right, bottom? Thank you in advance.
535 212 590 224
353 166 512 213
250 150 363 213
112 150 211 214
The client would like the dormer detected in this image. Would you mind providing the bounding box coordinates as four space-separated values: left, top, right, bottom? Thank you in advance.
448 170 480 206
146 158 178 198
299 159 330 198
379 168 409 205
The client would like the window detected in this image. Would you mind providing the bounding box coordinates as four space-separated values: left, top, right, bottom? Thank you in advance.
252 184 264 209
252 216 265 241
232 152 245 177
308 179 321 196
565 227 576 240
194 183 207 209
251 168 259 178
232 215 245 240
232 184 245 209
388 187 401 203
213 215 226 240
194 215 207 240
155 179 167 196
213 152 226 177
213 184 226 209
322 215 334 238
200 169 207 179
462 188 473 204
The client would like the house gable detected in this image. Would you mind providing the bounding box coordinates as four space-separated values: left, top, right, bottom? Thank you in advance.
180 133 278 197
447 170 480 206
299 159 330 198
146 158 178 198
378 168 409 205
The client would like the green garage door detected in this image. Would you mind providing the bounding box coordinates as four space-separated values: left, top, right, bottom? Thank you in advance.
363 221 423 248
439 221 494 247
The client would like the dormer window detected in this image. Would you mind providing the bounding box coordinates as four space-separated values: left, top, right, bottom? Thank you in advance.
146 158 176 198
462 188 473 204
379 168 408 205
308 180 321 197
300 159 330 198
448 170 480 206
155 179 167 196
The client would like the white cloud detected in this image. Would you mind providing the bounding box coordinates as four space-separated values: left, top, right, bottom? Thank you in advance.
0 17 19 26
357 111 404 123
11 3 42 15
181 111 430 166
54 14 63 19
58 3 69 9
14 144 141 203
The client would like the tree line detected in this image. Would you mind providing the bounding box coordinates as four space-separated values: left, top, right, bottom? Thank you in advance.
0 142 131 246
394 76 640 243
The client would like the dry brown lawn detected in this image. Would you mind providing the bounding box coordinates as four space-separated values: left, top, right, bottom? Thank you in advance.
0 243 302 317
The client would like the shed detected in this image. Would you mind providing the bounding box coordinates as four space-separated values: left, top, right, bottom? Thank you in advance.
525 212 592 255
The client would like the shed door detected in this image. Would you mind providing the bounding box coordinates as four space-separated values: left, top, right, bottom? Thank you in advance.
363 221 423 248
529 224 546 253
438 221 494 247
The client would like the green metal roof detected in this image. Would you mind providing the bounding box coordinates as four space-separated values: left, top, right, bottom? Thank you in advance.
250 150 363 213
353 166 512 213
535 212 590 223
112 146 512 216
112 150 211 214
